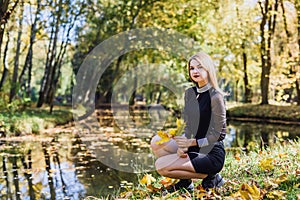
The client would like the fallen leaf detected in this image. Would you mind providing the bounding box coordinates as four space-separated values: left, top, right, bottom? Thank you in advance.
159 177 178 188
259 158 274 171
139 174 156 186
266 190 287 199
239 183 261 200
274 174 288 184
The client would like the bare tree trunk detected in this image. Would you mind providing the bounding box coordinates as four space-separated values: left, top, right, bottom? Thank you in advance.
235 79 239 102
9 0 24 102
242 42 252 103
0 0 19 89
18 0 42 97
37 0 63 107
49 2 85 112
258 0 268 104
258 0 279 105
0 30 9 91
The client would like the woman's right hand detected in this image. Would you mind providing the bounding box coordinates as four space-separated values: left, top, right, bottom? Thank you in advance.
177 148 187 158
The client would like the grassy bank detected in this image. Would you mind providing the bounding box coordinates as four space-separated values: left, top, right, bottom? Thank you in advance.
94 140 299 200
227 104 300 124
0 106 73 136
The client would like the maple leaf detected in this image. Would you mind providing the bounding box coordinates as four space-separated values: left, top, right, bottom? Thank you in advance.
155 130 171 144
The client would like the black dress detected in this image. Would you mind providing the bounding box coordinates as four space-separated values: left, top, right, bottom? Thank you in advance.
183 85 226 175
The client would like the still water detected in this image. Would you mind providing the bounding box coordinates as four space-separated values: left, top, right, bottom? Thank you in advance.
0 111 299 199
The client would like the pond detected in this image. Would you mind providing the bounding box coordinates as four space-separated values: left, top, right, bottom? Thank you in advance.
0 109 299 199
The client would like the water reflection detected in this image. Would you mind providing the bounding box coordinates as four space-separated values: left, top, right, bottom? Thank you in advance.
226 121 299 150
0 119 298 199
0 139 86 200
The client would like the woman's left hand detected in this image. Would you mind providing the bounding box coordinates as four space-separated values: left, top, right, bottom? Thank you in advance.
174 136 194 149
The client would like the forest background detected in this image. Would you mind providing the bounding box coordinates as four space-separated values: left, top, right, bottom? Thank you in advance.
0 0 300 199
0 0 300 112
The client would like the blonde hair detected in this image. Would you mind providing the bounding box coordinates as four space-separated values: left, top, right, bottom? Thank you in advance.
188 51 225 96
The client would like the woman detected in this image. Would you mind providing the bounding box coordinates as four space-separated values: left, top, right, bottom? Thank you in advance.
150 51 226 191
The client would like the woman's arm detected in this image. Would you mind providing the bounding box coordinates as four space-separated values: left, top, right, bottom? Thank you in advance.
196 92 226 147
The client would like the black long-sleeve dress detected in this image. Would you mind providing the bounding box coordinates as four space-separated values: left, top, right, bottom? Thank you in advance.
183 84 226 175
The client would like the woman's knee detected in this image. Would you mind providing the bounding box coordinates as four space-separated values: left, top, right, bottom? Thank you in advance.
150 135 161 150
155 160 168 176
156 168 167 176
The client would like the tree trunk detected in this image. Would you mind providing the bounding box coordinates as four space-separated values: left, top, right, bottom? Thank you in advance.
0 30 9 91
18 0 42 97
9 0 24 102
258 0 279 105
37 0 62 107
242 42 251 103
0 0 19 90
235 79 239 102
49 2 84 112
259 0 268 104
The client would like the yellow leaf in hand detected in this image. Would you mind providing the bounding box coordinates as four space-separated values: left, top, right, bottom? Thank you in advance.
155 130 171 144
169 129 177 137
176 118 182 127
175 118 185 136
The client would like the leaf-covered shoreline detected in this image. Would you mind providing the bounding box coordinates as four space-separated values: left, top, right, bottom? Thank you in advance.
227 104 300 124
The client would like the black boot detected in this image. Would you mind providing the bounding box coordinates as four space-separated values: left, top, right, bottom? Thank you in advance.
168 179 194 192
202 173 225 190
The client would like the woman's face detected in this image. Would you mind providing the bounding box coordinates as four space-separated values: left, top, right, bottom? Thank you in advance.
189 63 209 87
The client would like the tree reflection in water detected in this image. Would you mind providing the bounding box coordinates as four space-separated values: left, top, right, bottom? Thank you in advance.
0 139 86 200
0 119 298 199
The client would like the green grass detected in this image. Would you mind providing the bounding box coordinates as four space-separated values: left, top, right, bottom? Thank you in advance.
0 107 73 136
95 140 299 200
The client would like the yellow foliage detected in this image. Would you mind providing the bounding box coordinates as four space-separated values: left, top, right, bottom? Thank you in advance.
139 174 156 186
155 118 186 144
258 158 274 171
232 183 261 200
274 174 288 184
155 130 171 144
266 190 287 199
159 177 178 188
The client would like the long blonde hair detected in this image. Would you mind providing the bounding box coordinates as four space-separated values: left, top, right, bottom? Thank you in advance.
188 51 225 96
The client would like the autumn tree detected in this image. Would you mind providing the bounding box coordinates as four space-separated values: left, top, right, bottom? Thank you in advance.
258 0 279 105
0 0 19 90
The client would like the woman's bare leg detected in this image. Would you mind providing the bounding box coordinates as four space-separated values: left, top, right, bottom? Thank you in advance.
150 135 178 158
155 154 208 179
